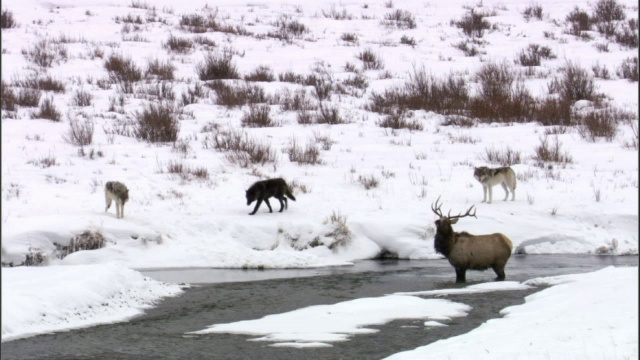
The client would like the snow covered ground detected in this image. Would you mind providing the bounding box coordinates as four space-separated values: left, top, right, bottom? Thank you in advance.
1 0 638 355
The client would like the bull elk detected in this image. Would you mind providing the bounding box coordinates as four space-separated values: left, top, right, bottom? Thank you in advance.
431 197 513 283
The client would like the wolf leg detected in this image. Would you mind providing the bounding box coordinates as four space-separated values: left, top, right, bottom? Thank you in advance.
501 183 509 201
276 196 285 212
264 198 273 213
105 197 112 212
250 199 263 215
481 185 487 203
487 185 493 204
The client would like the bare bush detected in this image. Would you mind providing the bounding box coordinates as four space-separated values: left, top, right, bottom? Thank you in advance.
1 8 17 28
516 44 556 66
621 119 638 149
358 174 380 190
532 135 573 166
23 247 48 266
400 34 416 46
378 110 423 131
204 128 278 167
322 5 353 20
105 53 142 92
163 34 194 54
71 89 93 107
522 4 543 21
22 39 68 67
616 56 638 81
470 62 535 122
533 97 573 126
28 154 58 168
241 104 277 127
481 146 523 166
136 82 175 101
614 19 638 48
575 107 623 142
566 6 592 36
33 97 61 121
454 9 491 38
244 65 275 82
277 88 314 112
324 211 353 250
208 80 266 107
179 82 208 106
64 113 94 146
146 58 175 80
134 102 179 142
382 9 416 29
13 74 65 93
196 48 239 80
315 103 345 124
1 81 16 111
341 32 358 45
55 230 106 259
453 40 483 57
441 115 475 127
285 137 323 165
368 67 468 115
592 0 625 37
268 15 308 41
16 88 42 107
356 48 384 70
551 62 600 103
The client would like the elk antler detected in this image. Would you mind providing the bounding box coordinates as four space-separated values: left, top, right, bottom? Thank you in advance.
431 196 477 220
447 205 477 220
431 196 444 218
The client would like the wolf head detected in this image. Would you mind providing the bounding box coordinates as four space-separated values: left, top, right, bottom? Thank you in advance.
246 190 256 206
473 167 488 183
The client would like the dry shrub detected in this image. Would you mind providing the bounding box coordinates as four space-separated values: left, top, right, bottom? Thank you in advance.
324 211 353 250
64 113 94 146
241 104 277 127
378 110 423 131
1 81 16 111
382 9 416 29
13 74 66 93
180 82 208 107
72 89 93 107
285 137 323 165
575 106 628 142
565 6 592 36
357 48 384 70
196 48 239 80
55 230 106 259
23 247 48 266
454 9 491 38
204 128 278 167
532 135 573 166
358 174 380 189
22 39 68 67
16 88 42 107
134 102 179 142
1 8 17 28
481 146 523 166
163 34 194 54
208 80 265 107
616 57 638 81
244 65 275 82
522 4 543 21
146 58 175 80
33 97 61 121
516 44 556 66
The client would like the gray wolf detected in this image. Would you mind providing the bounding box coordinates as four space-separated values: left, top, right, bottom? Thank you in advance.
473 166 516 204
105 181 129 219
246 178 296 215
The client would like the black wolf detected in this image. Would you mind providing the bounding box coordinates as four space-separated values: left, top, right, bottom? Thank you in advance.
246 178 296 215
105 181 129 219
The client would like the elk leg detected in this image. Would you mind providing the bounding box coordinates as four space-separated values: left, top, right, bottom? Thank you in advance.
493 265 506 281
455 268 466 283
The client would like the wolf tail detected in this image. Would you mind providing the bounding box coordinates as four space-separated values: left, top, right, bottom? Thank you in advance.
285 189 296 201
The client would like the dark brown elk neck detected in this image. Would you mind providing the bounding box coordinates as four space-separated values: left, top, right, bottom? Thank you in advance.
434 227 454 257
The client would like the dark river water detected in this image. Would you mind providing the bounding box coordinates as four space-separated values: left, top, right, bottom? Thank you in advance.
2 255 637 360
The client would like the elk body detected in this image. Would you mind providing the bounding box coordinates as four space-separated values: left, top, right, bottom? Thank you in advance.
432 198 513 283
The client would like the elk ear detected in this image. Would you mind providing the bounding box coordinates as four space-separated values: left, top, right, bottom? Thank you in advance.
450 218 459 224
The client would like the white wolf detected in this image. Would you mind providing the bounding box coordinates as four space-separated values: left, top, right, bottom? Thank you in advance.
105 181 129 218
473 166 516 204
